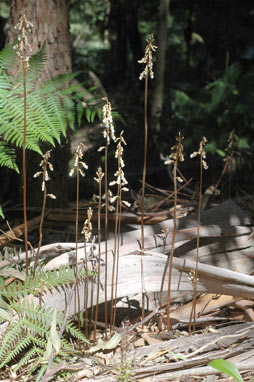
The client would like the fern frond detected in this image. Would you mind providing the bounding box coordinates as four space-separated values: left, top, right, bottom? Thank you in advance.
11 300 57 331
65 321 89 343
0 47 81 170
0 87 68 149
0 318 24 362
32 335 47 349
62 96 75 129
1 266 76 301
0 91 44 153
76 100 84 126
23 317 49 337
0 334 32 368
14 346 39 372
37 266 75 291
59 81 83 96
58 338 75 354
0 43 17 71
34 364 47 382
0 297 88 376
0 141 19 172
25 43 47 84
40 71 80 93
0 44 101 172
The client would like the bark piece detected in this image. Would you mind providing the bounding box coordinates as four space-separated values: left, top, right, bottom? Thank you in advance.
0 215 43 247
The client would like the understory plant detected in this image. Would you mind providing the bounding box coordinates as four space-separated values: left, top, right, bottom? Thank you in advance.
0 13 98 380
188 137 208 334
209 359 243 382
93 166 104 342
0 42 86 172
13 14 33 275
99 97 116 338
0 17 100 220
33 150 56 274
0 266 89 380
138 34 157 319
164 132 184 330
116 319 133 382
69 143 88 336
212 129 240 198
109 130 130 330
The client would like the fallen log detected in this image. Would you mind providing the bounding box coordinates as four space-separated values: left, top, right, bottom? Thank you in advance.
0 214 43 247
0 199 254 335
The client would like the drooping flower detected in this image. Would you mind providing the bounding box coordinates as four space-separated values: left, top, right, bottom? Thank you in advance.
138 34 157 80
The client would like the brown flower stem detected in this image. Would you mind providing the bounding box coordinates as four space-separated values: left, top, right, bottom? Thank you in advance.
166 157 178 331
110 188 119 332
140 73 149 320
104 140 109 339
75 167 81 338
22 63 28 276
188 137 207 334
15 15 32 277
229 156 232 198
189 156 203 335
113 191 122 328
33 177 47 276
84 244 89 339
89 263 96 334
212 153 233 195
94 176 102 344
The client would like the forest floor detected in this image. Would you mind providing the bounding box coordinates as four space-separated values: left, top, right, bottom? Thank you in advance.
0 177 254 381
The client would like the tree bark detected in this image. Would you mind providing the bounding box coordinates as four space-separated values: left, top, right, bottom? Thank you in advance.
150 0 170 133
5 0 72 207
8 0 72 80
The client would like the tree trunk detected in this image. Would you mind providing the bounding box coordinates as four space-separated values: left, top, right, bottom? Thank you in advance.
5 0 72 207
150 0 170 133
8 0 72 80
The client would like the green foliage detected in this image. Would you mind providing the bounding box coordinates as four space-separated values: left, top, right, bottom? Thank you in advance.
0 205 4 219
0 141 19 172
0 266 76 301
171 62 254 152
69 0 109 70
0 46 65 155
209 359 243 382
0 300 88 374
0 265 89 378
0 43 100 173
117 361 133 382
85 103 102 123
204 63 241 114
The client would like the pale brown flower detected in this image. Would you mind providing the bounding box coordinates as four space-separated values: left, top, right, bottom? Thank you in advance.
190 137 208 170
138 34 157 80
13 14 33 69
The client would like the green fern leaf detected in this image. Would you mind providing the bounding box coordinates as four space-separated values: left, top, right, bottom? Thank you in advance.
66 321 89 343
0 141 19 172
0 318 24 362
76 100 84 126
0 334 33 368
0 43 17 70
14 346 38 372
